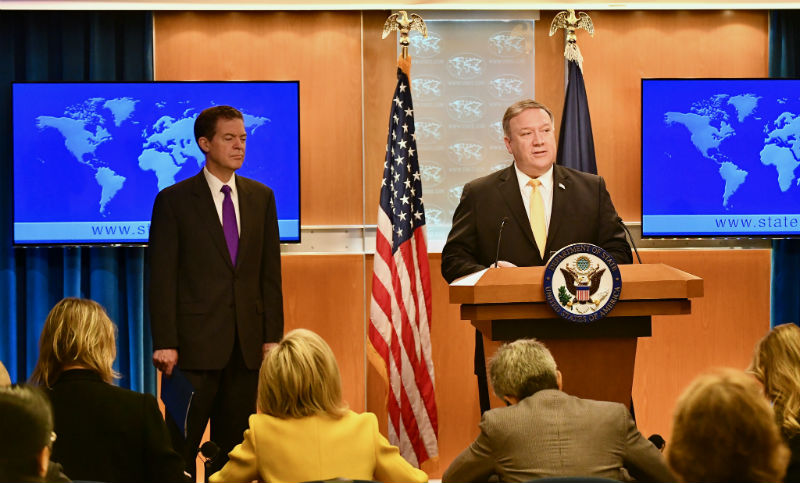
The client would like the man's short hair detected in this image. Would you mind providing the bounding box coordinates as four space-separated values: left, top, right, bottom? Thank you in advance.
0 385 54 482
668 368 790 483
489 338 559 401
502 99 554 137
194 105 244 152
257 329 348 419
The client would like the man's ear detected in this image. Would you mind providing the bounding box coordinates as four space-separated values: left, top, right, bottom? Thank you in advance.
37 445 50 478
503 136 513 155
556 370 563 390
197 136 210 153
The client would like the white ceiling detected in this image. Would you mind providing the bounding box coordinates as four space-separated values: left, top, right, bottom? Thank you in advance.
2 0 800 10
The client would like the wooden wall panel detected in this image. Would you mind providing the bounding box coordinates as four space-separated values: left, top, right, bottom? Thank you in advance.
281 254 366 412
632 249 771 443
153 11 364 225
577 11 769 220
363 11 397 225
535 11 569 130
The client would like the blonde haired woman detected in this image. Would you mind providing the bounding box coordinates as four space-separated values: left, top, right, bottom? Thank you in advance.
750 323 800 482
210 329 428 483
30 297 186 483
667 368 789 482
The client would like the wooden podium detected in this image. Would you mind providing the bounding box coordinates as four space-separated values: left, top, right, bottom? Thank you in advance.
449 264 703 409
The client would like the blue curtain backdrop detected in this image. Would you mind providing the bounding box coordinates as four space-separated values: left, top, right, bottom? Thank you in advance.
769 10 800 328
0 11 156 394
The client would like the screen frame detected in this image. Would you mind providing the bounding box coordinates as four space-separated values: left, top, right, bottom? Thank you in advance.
11 80 302 247
640 77 800 239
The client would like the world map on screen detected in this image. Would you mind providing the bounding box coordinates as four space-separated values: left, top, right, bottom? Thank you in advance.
647 88 800 215
34 97 269 215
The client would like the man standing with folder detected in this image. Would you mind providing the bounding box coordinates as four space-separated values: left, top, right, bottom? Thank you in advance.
148 105 284 476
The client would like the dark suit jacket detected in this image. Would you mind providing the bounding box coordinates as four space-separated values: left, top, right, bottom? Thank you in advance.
148 171 284 370
48 369 187 483
441 164 632 283
442 389 675 483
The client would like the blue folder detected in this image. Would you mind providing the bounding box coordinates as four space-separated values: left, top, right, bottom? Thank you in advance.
161 367 195 438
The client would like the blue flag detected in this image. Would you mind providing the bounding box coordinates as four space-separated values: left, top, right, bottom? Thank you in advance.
556 60 597 174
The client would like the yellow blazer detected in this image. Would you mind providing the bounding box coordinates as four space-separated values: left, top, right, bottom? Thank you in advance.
209 410 428 483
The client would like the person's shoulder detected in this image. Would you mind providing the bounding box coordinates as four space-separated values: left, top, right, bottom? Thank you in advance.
556 164 602 183
155 171 203 198
571 394 630 419
236 174 273 194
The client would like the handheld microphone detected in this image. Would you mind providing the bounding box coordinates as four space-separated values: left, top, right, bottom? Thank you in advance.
618 217 642 264
199 441 220 461
494 217 509 268
199 441 220 483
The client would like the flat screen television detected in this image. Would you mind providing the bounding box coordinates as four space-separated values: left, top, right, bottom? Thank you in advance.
642 78 800 237
12 81 300 245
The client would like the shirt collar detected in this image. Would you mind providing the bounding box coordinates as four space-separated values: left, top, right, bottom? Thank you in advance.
514 163 554 193
203 165 237 196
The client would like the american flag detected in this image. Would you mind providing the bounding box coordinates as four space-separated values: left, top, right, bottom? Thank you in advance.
369 65 439 467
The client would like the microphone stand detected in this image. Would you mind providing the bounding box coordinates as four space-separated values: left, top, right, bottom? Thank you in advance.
618 218 642 264
494 217 509 268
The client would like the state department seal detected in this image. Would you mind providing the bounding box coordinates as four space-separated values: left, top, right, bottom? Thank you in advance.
543 243 622 323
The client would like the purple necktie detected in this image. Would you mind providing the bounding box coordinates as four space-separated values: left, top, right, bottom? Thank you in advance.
221 185 238 264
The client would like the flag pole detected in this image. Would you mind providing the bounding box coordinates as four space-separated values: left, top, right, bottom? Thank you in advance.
369 10 439 472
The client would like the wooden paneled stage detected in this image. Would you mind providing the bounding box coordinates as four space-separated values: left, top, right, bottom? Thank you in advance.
154 10 771 478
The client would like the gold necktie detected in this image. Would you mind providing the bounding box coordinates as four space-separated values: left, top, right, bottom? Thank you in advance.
528 179 546 258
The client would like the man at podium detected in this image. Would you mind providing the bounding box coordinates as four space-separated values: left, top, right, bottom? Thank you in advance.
441 99 631 413
441 99 631 283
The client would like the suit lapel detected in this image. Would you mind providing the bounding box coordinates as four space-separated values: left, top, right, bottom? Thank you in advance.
235 177 253 271
497 165 536 248
547 165 571 255
189 171 234 270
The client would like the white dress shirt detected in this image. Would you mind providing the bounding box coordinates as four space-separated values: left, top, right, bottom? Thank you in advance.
203 166 241 236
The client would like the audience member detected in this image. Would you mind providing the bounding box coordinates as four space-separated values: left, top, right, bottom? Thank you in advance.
442 338 673 482
0 385 54 483
667 368 789 483
29 297 187 483
648 434 666 452
749 323 800 482
209 328 428 483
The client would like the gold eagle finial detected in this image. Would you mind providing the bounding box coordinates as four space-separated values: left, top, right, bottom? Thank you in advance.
549 9 594 69
382 10 428 59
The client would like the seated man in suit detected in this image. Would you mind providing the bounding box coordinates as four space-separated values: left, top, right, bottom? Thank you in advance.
442 339 674 483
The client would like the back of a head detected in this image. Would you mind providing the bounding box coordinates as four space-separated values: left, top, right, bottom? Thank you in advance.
668 368 789 483
750 322 800 437
0 385 53 482
258 328 347 419
29 297 118 388
489 338 559 401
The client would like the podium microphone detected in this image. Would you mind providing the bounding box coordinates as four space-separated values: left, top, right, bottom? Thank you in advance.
494 217 509 268
618 217 642 264
199 441 220 483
